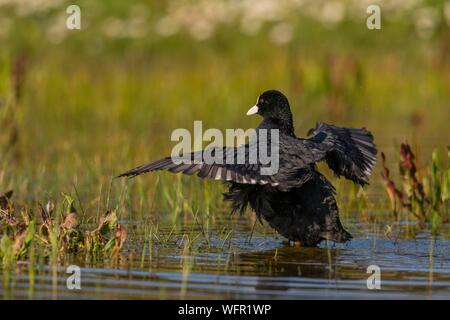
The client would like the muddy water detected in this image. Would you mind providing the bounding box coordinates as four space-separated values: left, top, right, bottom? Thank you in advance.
2 217 449 299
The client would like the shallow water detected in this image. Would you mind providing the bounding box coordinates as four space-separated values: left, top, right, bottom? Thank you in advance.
1 216 449 300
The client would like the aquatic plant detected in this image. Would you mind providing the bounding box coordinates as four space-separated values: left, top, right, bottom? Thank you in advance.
381 143 450 225
0 191 127 267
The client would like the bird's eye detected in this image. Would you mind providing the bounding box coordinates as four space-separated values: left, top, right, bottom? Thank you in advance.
259 98 265 104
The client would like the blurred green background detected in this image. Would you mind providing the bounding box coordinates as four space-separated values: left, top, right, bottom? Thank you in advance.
0 0 449 217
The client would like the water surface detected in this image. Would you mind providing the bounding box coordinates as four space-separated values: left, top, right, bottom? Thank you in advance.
2 216 449 299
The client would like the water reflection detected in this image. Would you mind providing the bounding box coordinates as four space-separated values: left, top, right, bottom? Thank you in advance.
231 236 450 299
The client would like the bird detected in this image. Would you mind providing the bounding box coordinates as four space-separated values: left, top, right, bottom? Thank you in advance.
118 90 377 246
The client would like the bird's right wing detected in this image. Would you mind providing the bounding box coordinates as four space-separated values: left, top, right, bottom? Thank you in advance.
301 122 377 186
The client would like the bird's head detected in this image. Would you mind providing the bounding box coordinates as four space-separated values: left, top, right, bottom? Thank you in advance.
246 90 292 122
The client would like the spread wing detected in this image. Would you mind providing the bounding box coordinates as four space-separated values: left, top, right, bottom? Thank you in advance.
303 122 377 186
117 140 288 187
118 123 376 188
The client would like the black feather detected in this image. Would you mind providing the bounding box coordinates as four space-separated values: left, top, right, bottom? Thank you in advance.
118 90 377 246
